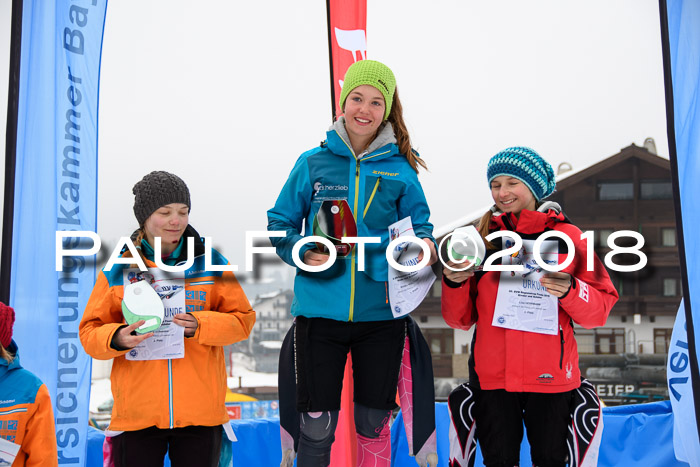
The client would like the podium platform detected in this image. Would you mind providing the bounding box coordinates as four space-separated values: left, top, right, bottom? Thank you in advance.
86 401 688 466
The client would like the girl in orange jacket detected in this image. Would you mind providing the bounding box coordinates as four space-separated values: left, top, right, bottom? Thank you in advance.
0 302 58 467
79 171 255 467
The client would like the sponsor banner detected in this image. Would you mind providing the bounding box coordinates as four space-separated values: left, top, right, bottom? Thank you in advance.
327 0 367 120
225 400 280 420
667 303 700 465
662 0 700 462
10 1 107 464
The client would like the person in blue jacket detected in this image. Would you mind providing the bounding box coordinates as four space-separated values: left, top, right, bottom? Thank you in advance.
268 59 437 467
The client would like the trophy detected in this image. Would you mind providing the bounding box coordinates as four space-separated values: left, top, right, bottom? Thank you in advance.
447 225 486 269
312 199 358 256
122 280 165 334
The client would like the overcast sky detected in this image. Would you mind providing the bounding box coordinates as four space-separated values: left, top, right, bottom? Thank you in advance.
0 0 668 276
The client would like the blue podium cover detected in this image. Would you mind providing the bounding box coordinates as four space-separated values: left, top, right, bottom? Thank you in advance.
83 402 686 466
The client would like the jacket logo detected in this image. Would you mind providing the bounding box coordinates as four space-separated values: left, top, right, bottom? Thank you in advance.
372 170 398 177
579 280 589 303
566 362 573 380
186 290 207 313
537 373 554 383
313 181 348 195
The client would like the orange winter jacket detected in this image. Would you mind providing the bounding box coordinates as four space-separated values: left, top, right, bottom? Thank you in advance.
0 341 58 467
79 230 255 432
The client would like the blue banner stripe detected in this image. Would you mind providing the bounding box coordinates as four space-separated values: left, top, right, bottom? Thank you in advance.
662 0 700 460
11 1 107 464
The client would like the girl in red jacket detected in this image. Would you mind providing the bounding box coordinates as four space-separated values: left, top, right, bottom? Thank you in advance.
442 147 618 467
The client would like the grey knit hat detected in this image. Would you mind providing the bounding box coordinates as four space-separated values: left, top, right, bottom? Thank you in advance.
132 171 191 226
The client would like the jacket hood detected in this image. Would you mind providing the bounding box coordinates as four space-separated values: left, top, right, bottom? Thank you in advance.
491 204 568 234
327 117 398 158
0 340 21 377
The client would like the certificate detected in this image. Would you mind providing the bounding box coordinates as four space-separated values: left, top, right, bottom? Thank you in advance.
387 217 436 318
123 268 186 360
492 239 559 335
0 436 20 465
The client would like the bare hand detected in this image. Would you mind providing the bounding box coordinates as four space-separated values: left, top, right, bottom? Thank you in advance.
173 313 199 337
443 260 475 284
112 320 154 349
303 248 332 266
416 238 438 267
540 272 572 298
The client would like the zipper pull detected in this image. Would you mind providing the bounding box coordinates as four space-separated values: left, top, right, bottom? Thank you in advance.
378 176 382 192
356 151 368 176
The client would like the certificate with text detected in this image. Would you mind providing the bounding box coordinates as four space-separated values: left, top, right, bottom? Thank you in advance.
123 268 186 360
0 436 19 465
492 239 559 335
388 216 436 318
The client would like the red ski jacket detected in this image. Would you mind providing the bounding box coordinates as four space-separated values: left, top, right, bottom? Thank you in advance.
442 209 618 393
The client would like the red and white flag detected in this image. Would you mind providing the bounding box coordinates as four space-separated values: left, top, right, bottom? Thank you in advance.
327 0 367 120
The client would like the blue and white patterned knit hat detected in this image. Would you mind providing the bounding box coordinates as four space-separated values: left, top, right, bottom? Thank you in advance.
487 147 556 201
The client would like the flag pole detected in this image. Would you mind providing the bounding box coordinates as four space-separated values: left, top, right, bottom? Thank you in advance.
325 0 337 122
1 0 23 304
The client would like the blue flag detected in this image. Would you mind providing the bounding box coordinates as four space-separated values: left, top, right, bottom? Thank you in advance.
667 302 700 466
10 1 107 464
661 0 700 464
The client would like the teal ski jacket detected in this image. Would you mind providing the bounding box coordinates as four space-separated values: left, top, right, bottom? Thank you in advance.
267 119 435 322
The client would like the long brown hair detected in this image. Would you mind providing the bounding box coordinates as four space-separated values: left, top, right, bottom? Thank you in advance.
478 209 497 249
0 345 15 364
387 88 427 173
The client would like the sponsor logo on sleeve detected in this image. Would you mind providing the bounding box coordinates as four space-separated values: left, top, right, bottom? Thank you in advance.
578 279 589 303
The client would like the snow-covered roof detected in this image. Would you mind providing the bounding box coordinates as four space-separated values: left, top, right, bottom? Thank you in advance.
257 290 284 300
433 152 635 238
259 340 283 350
434 206 488 238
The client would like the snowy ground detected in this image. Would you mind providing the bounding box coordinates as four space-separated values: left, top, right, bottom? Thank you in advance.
227 370 278 390
89 378 113 413
228 352 278 389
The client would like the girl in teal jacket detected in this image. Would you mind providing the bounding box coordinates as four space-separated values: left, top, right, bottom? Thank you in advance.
268 60 437 466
